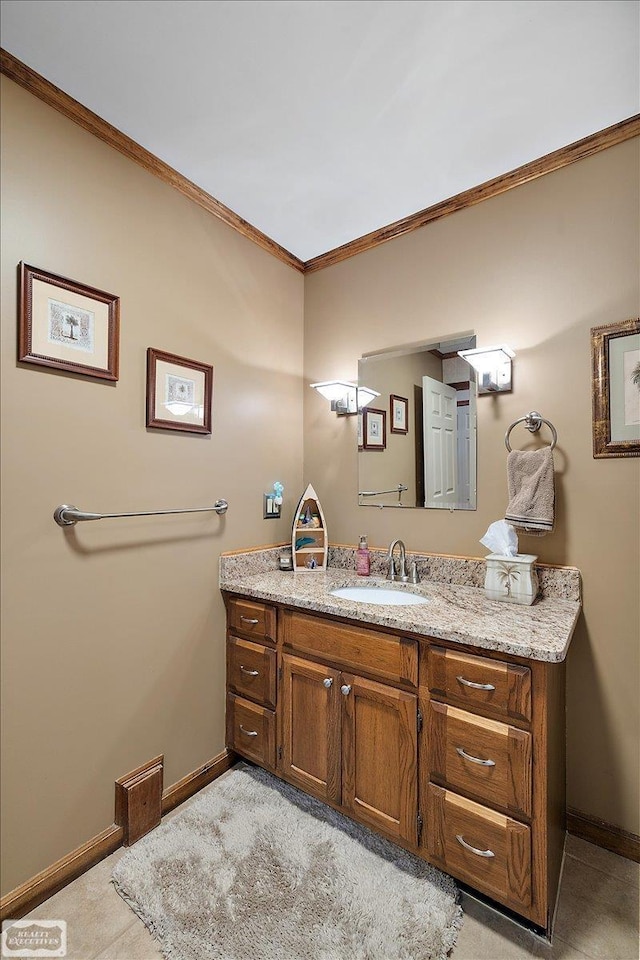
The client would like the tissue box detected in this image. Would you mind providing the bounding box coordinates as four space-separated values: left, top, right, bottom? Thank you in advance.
484 554 539 605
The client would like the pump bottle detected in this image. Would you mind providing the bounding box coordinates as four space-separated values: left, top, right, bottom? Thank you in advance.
356 535 371 576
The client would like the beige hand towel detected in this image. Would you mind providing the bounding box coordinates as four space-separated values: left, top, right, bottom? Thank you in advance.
505 447 555 536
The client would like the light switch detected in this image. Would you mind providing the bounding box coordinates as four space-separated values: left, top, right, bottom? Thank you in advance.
264 494 281 519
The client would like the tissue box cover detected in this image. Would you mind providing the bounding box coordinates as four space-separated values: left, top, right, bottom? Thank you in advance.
484 553 539 605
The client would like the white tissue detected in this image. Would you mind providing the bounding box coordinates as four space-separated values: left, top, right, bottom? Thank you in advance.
480 520 519 557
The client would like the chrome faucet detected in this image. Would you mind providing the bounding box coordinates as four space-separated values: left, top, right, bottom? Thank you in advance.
387 539 408 582
387 538 420 584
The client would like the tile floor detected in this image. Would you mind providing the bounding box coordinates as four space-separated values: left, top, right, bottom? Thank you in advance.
12 774 640 960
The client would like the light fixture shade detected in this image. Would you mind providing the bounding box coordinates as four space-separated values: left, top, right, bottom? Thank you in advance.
310 380 380 415
457 344 515 393
355 386 380 408
310 380 356 402
457 345 515 370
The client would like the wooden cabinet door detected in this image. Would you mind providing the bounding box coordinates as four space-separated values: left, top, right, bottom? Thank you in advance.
280 653 341 804
341 673 418 846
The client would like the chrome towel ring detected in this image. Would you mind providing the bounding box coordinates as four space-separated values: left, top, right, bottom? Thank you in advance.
505 411 557 452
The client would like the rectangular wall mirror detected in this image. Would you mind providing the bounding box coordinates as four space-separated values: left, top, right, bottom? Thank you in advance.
358 335 477 510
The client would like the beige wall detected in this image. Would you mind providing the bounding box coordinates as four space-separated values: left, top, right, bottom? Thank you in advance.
1 75 638 899
0 78 304 895
304 139 640 834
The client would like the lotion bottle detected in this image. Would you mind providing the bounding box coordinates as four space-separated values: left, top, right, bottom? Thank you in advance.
356 535 371 576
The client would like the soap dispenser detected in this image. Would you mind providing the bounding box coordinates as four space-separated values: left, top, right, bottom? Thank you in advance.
357 535 371 577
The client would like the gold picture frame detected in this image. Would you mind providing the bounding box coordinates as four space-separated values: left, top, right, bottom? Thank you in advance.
591 317 640 458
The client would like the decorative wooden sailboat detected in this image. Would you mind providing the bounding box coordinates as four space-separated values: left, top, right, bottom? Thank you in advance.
291 484 328 572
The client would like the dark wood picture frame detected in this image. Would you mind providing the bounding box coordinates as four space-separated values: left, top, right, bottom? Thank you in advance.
591 317 640 458
146 348 213 435
390 394 408 434
18 262 120 381
362 407 386 450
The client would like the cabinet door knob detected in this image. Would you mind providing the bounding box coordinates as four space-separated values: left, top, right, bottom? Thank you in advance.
323 678 333 688
340 684 352 696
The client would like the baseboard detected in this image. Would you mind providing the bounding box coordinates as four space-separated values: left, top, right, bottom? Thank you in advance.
567 806 640 863
0 748 237 921
0 824 124 923
162 749 237 815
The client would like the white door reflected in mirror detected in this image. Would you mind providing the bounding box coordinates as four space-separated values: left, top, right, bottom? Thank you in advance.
358 335 477 510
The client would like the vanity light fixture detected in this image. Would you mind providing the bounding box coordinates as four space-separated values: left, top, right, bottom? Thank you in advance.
310 380 380 416
457 344 515 394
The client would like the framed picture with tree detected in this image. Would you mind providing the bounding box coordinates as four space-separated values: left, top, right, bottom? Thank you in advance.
18 262 120 381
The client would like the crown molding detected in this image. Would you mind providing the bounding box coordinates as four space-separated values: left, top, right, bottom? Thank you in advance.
0 49 305 273
304 115 640 273
2 48 638 277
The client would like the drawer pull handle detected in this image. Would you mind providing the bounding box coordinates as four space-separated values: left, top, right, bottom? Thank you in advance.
456 675 496 691
456 834 495 858
240 665 260 676
240 616 260 625
239 725 258 737
323 678 333 688
341 684 352 696
456 746 496 767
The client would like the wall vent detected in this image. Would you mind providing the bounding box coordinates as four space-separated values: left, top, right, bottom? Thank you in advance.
115 755 163 845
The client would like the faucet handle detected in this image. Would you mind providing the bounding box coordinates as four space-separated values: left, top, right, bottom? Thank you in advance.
409 560 420 584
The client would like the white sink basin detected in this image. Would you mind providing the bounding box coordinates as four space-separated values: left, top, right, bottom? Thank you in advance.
330 586 429 606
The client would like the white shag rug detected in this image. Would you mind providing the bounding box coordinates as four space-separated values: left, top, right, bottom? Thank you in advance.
112 764 463 960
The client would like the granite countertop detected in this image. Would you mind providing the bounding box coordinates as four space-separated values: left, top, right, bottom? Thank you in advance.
220 567 580 663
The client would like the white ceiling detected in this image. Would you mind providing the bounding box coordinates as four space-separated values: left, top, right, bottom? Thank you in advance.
1 0 638 262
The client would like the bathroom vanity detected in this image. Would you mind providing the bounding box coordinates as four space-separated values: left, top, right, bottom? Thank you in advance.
221 547 580 935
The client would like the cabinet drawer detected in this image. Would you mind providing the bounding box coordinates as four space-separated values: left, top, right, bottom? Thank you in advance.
227 598 276 644
226 693 275 768
428 646 531 722
426 784 531 909
428 702 532 818
281 609 418 687
227 637 277 708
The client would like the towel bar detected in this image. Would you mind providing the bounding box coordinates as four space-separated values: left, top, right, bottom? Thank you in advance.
53 499 228 526
505 411 557 452
358 484 408 498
